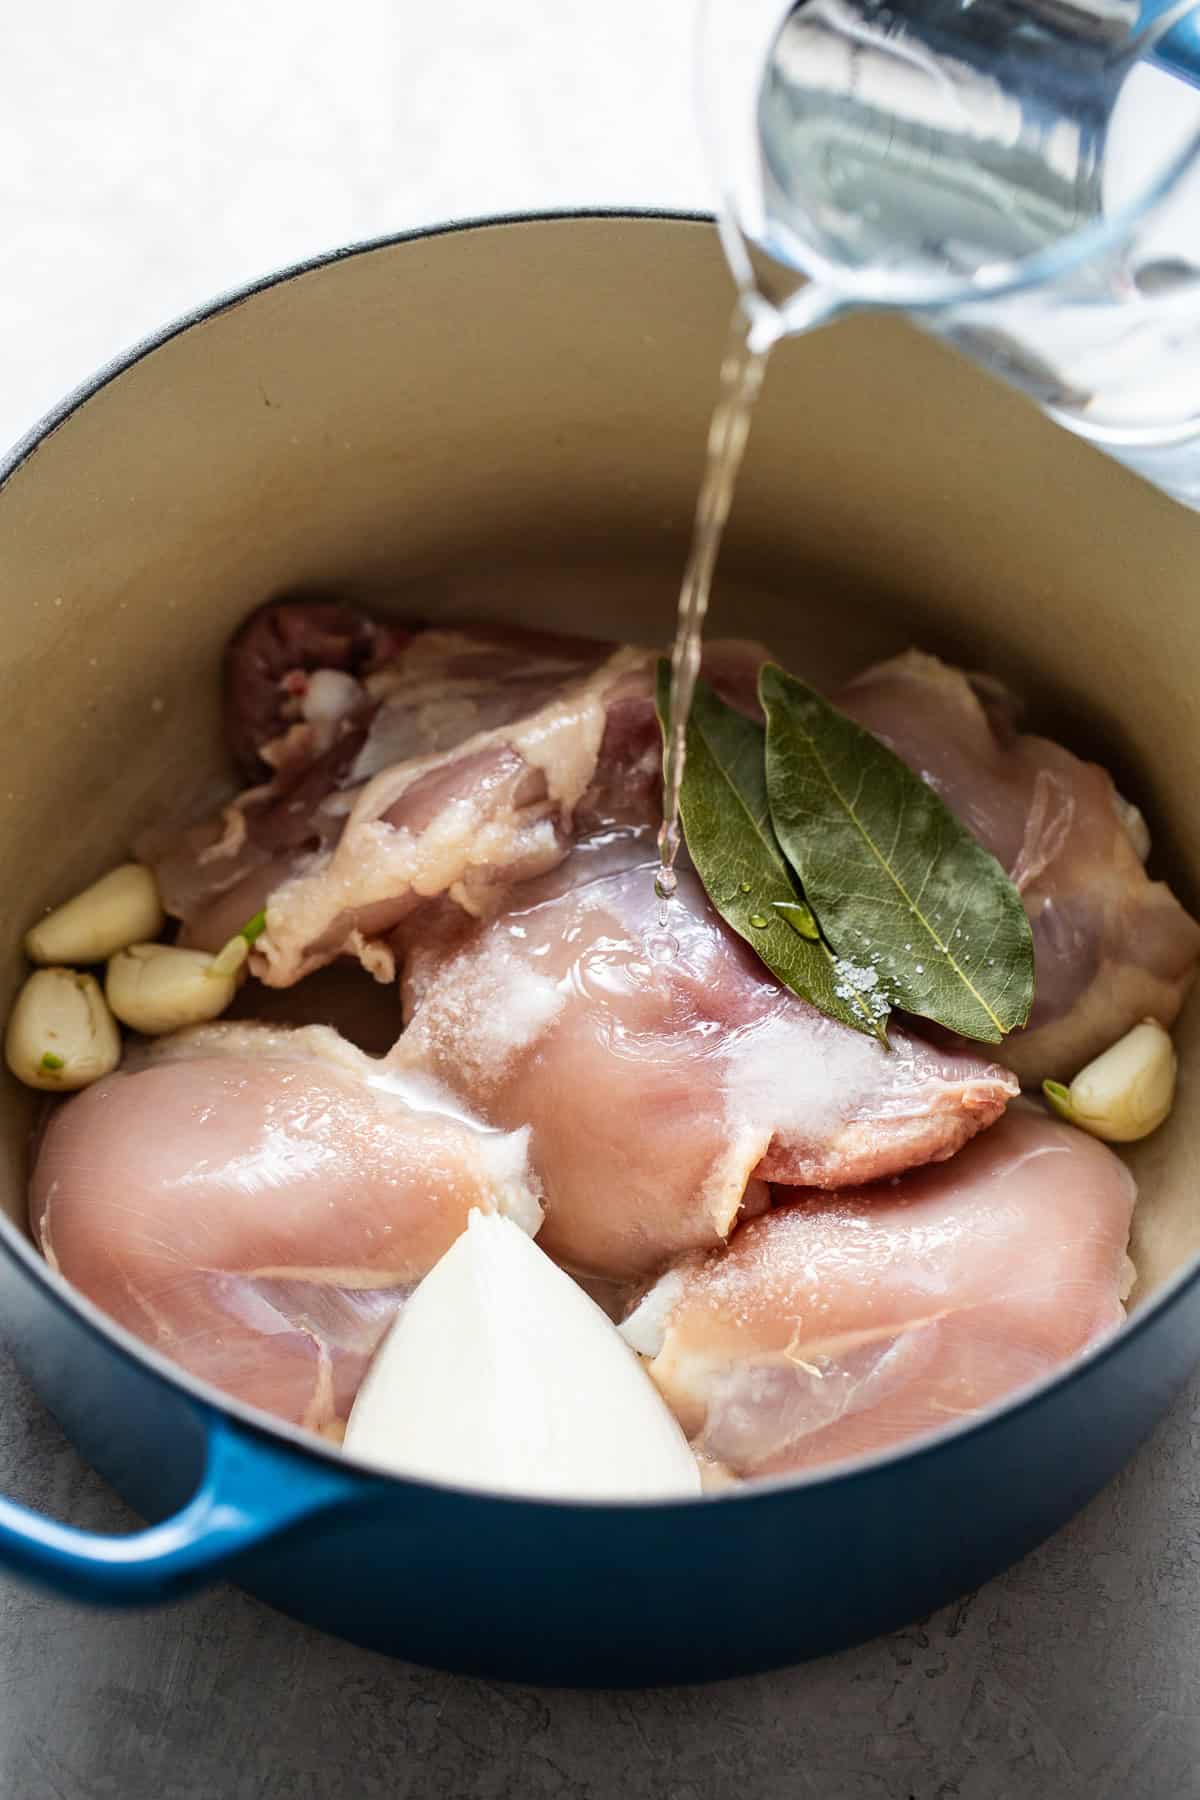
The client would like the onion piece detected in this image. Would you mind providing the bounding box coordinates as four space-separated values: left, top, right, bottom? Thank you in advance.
344 1211 701 1501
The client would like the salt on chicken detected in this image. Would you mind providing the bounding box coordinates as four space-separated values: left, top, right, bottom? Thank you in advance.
621 1105 1137 1477
397 828 1018 1280
29 1022 541 1435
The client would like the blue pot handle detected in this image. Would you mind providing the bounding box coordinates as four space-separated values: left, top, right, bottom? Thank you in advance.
1142 0 1200 86
0 1411 365 1606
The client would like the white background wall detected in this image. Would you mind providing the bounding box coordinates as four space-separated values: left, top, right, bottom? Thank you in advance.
0 1 710 452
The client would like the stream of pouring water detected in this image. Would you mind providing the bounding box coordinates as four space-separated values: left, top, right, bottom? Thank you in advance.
654 285 836 926
654 305 774 921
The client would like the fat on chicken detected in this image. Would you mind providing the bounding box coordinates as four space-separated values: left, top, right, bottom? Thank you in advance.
147 604 764 990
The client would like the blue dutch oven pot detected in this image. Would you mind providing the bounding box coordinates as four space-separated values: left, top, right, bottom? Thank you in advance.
0 214 1198 1686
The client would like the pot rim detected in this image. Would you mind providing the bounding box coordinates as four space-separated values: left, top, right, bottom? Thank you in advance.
0 205 714 481
1 206 1196 1514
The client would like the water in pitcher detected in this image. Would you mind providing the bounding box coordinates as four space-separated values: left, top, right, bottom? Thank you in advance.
655 0 1200 909
753 0 1200 480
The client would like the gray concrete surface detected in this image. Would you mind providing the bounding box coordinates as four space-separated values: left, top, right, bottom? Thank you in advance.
2 1336 1199 1799
3 7 1200 1796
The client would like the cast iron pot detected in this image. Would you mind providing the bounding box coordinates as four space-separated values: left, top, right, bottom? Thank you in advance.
0 213 1198 1687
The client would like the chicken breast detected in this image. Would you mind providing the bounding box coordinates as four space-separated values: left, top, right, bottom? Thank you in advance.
397 829 1018 1280
30 1023 541 1433
837 650 1200 1082
621 1105 1136 1476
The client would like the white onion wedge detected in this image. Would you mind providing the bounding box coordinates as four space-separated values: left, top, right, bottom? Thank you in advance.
344 1211 701 1501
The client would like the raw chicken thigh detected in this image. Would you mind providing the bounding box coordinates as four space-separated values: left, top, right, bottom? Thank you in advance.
397 829 1017 1279
150 618 651 983
150 609 1199 1092
148 603 765 990
38 607 1169 1475
30 1023 541 1432
621 1105 1136 1476
837 651 1200 1082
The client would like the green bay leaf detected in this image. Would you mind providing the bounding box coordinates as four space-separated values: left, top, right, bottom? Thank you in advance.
656 663 888 1041
760 663 1035 1045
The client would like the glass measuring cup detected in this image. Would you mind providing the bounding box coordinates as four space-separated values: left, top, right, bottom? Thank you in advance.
699 0 1200 505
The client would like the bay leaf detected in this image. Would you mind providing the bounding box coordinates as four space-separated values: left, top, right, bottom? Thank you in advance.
657 664 889 1041
760 664 1034 1044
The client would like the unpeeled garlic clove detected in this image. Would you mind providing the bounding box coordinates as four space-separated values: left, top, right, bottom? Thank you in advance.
25 863 164 966
344 1210 701 1501
106 937 247 1036
1044 1019 1177 1143
6 968 121 1090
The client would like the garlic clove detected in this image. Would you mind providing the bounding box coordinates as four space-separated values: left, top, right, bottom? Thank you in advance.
25 863 164 966
344 1211 701 1501
1043 1019 1177 1144
6 968 122 1090
106 939 243 1036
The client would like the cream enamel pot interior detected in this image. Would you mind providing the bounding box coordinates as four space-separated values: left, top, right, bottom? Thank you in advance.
0 213 1199 1686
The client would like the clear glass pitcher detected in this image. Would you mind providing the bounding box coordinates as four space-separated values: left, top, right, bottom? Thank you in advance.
699 0 1200 506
